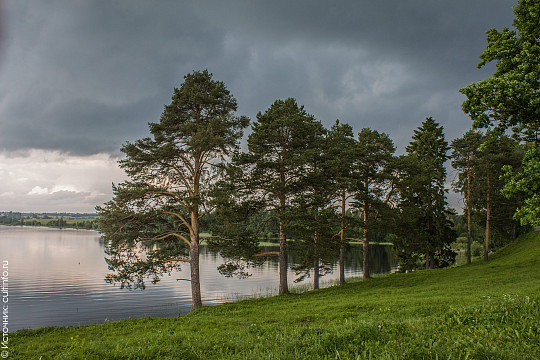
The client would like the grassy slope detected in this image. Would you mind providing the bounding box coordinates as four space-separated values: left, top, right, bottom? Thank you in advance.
12 232 540 359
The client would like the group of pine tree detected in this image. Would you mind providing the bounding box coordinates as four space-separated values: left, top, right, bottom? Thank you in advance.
96 0 540 309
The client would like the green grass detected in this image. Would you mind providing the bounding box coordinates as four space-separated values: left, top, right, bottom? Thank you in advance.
11 232 540 359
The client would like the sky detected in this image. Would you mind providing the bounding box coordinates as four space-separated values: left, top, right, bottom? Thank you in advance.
0 0 518 213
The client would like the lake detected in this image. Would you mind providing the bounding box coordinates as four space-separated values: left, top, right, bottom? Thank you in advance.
0 226 397 331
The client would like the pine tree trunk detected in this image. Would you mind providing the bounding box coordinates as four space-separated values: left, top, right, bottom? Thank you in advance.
339 192 346 284
363 203 370 279
466 162 472 265
484 175 491 262
278 218 288 294
425 252 435 269
190 211 202 309
278 166 288 295
314 220 320 289
313 258 319 290
339 242 345 284
189 242 201 309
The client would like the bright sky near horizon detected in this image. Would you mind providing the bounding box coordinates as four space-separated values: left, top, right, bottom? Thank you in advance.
0 0 517 212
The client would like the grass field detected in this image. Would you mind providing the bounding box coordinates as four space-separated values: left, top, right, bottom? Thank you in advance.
10 232 540 359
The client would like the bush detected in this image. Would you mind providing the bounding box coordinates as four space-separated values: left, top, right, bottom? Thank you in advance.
472 242 483 257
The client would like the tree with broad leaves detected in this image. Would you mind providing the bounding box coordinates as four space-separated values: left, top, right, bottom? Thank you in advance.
460 0 539 227
502 145 540 227
460 0 540 143
95 70 249 309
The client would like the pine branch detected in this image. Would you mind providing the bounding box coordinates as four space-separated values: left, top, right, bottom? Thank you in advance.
162 211 194 237
253 251 280 257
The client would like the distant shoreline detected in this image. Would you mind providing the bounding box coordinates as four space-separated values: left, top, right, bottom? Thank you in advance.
0 224 98 232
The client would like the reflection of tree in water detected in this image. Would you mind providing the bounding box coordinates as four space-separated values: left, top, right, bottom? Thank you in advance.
97 236 107 247
341 244 396 274
107 240 398 278
205 243 397 276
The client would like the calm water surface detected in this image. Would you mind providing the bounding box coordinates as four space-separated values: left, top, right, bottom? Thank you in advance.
0 226 397 331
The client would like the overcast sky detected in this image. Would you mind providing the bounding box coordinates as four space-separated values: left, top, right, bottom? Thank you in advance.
0 0 517 213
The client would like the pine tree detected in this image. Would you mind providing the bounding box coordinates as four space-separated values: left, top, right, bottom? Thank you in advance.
212 98 324 294
352 128 396 279
288 126 341 289
451 130 484 264
95 70 248 309
472 134 522 260
325 120 356 284
395 117 456 270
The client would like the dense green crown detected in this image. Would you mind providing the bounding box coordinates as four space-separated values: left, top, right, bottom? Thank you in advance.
405 117 449 189
460 0 540 141
122 70 248 172
96 70 248 293
245 98 324 206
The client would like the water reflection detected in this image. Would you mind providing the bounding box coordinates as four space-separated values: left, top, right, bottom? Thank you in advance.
0 226 397 330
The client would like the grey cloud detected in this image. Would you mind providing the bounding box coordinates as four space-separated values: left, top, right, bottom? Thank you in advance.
20 189 109 213
0 0 518 157
0 0 226 155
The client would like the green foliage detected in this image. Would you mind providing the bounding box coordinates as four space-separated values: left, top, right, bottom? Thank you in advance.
352 129 397 235
210 98 325 293
95 70 248 305
395 117 456 270
325 120 357 283
242 98 324 206
12 231 540 359
286 126 342 285
0 216 97 229
502 145 540 226
474 135 523 248
460 0 540 232
208 169 264 278
451 131 526 255
451 129 484 200
460 0 540 142
326 120 356 195
350 128 397 278
451 130 484 263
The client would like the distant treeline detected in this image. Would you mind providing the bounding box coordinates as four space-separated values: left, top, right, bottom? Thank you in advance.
0 215 97 230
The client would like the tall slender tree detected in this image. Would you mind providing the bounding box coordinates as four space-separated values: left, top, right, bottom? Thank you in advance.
352 128 396 279
215 98 324 294
325 120 356 284
95 70 248 309
451 130 484 264
473 135 522 261
287 126 343 289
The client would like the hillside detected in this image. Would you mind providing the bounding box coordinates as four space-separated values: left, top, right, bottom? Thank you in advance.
11 232 540 359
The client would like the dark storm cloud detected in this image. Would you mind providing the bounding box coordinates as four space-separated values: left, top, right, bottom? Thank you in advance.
0 0 518 156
